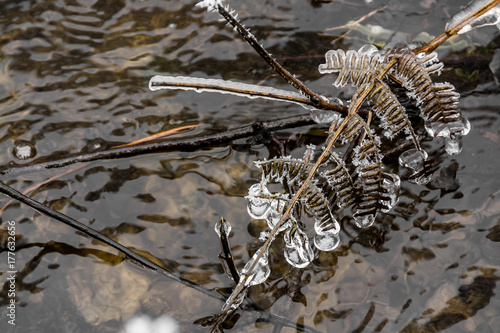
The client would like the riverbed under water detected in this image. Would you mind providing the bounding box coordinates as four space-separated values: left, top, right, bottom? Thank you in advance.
1 0 499 332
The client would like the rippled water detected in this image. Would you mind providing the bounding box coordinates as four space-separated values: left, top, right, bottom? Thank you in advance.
1 0 499 332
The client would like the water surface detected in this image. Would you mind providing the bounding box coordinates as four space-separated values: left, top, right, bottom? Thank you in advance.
0 0 499 332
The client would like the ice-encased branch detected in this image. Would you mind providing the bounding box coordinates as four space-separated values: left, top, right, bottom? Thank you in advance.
417 0 500 53
149 75 324 110
446 0 500 33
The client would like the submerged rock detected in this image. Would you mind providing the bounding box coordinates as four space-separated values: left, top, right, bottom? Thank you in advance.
66 260 151 326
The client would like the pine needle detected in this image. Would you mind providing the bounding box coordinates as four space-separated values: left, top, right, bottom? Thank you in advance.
112 124 201 149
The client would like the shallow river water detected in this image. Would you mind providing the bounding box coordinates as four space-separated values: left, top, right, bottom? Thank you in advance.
1 0 499 332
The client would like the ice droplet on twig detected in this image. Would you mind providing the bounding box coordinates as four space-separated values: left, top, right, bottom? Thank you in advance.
284 227 315 268
214 217 231 238
221 288 247 313
241 246 271 286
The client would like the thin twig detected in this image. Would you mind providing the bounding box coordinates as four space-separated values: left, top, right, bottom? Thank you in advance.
326 5 388 42
212 2 344 112
0 114 316 177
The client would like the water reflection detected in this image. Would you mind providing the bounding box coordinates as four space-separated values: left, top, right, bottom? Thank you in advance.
1 0 500 332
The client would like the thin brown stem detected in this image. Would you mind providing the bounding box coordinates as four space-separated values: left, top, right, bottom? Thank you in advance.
214 3 344 112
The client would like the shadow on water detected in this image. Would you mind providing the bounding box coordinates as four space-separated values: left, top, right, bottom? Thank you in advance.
0 0 500 332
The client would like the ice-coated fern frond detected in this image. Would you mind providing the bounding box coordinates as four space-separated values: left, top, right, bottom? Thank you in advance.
318 44 384 87
367 79 416 140
392 48 470 154
256 157 315 185
155 2 497 330
321 151 356 208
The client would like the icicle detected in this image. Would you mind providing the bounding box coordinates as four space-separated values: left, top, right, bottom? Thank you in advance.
424 117 470 154
380 173 401 213
241 246 271 286
445 135 463 155
284 226 315 268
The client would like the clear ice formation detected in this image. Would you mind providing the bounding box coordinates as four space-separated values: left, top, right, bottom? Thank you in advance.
398 148 428 171
246 184 272 220
353 213 375 229
149 75 315 110
222 287 247 313
424 117 470 155
445 0 500 34
284 226 315 268
214 217 231 238
241 247 271 286
380 173 400 213
310 109 343 124
314 218 340 251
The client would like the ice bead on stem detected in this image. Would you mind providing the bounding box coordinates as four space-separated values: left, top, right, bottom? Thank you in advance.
221 288 247 313
214 216 231 238
240 246 271 286
266 198 291 232
380 173 401 213
353 213 375 228
246 184 271 219
459 6 500 33
309 109 343 124
196 0 223 12
398 148 428 171
313 218 340 251
284 226 315 268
